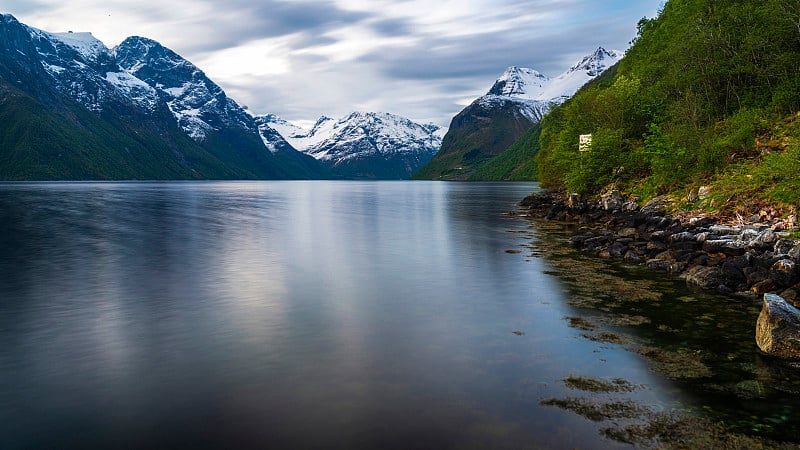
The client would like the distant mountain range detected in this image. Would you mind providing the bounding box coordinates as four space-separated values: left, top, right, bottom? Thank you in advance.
413 47 622 180
0 14 622 181
0 14 440 180
258 112 443 179
0 14 327 180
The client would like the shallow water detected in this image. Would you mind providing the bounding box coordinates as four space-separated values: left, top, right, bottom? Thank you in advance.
529 219 800 444
0 181 794 449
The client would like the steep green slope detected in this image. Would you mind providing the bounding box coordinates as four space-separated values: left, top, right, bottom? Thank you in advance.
468 124 541 181
0 80 237 180
536 0 800 213
412 98 535 180
0 78 328 180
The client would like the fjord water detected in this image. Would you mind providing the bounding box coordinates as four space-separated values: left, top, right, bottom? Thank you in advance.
0 182 690 448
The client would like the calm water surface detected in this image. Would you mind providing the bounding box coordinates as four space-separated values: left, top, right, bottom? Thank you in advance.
0 181 755 449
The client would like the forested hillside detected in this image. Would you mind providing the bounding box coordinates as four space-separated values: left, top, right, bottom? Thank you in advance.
468 124 541 181
536 0 800 213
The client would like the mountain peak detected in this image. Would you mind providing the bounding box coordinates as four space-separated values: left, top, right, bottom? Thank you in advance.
309 115 334 133
116 36 163 54
487 66 549 97
568 46 623 77
115 35 255 143
479 46 623 112
114 36 198 75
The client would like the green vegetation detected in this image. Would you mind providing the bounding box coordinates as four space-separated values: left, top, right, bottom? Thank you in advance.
0 82 207 179
706 113 800 212
0 80 324 180
534 0 800 213
412 98 536 180
563 376 639 393
468 124 541 180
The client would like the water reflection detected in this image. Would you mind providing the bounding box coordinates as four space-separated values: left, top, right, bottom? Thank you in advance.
0 181 673 449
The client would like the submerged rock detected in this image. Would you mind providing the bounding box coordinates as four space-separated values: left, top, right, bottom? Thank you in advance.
756 293 800 359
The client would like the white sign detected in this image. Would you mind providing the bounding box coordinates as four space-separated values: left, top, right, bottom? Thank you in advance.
579 134 592 152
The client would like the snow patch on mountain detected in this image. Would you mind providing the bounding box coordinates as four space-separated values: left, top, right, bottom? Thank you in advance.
41 62 66 75
50 31 110 64
105 71 159 110
258 114 308 144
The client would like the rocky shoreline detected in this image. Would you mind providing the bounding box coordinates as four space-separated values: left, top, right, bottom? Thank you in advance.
516 188 800 446
518 189 800 304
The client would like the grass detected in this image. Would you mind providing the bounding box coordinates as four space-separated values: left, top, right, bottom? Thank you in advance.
707 112 800 216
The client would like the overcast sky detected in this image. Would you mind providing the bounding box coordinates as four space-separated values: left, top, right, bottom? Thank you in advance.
6 0 663 128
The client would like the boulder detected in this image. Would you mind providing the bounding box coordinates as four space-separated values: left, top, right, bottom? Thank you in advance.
709 225 741 236
751 229 778 250
695 231 718 243
774 239 796 256
569 232 596 248
669 231 697 243
600 189 624 211
771 259 798 287
703 239 748 256
756 294 800 359
682 265 724 290
697 186 712 200
744 266 770 285
646 259 673 271
567 193 583 209
621 200 640 212
640 195 670 216
624 250 641 262
608 241 629 258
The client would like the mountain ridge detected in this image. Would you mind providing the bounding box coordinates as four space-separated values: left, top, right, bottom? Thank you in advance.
259 111 443 179
413 47 622 180
0 14 325 180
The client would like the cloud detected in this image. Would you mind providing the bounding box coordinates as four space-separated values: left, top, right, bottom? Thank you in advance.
2 1 49 15
3 0 664 127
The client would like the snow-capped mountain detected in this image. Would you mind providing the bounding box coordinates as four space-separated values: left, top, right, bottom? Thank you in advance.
480 47 623 122
0 14 324 179
22 23 159 114
115 36 284 151
414 47 621 180
256 114 334 152
259 112 443 179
